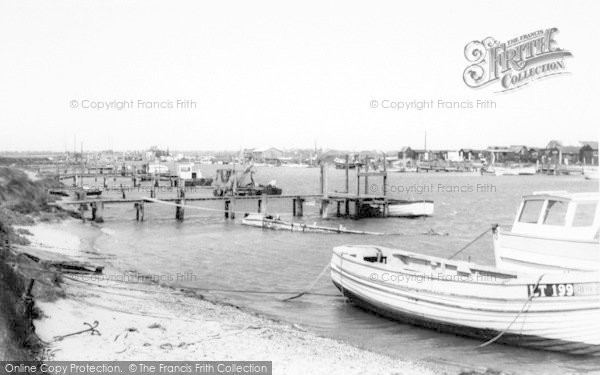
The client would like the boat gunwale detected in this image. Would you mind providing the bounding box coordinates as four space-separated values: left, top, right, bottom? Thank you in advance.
333 245 600 285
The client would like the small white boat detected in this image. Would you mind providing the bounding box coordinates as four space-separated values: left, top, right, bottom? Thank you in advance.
494 191 600 273
490 166 536 176
331 245 600 355
242 213 383 235
331 191 600 355
584 167 599 180
387 200 434 217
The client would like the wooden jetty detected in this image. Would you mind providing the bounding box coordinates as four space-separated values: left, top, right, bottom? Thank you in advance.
50 192 322 223
47 156 424 222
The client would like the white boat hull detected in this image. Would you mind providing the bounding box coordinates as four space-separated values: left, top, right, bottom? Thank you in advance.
331 245 600 355
388 200 434 217
492 166 537 176
493 228 600 273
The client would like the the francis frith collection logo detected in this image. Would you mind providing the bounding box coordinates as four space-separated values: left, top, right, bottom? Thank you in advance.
463 28 572 92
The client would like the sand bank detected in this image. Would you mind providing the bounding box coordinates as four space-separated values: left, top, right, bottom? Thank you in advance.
25 219 436 374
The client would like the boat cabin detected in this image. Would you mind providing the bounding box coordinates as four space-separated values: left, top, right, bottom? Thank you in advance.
512 191 600 241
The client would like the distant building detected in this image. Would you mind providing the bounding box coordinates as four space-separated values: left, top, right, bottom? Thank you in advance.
484 145 530 163
458 149 483 161
246 147 283 163
543 140 581 165
397 146 415 160
579 141 598 165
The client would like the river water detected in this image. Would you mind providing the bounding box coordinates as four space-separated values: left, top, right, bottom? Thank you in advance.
80 166 599 374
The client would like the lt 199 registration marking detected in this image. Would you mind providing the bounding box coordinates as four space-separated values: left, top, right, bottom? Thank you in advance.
528 283 574 297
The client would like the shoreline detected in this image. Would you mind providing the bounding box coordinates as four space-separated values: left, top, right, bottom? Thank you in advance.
19 218 437 375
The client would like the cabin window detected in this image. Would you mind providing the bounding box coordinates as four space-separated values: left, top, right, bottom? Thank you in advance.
542 200 567 226
572 203 597 227
518 200 544 223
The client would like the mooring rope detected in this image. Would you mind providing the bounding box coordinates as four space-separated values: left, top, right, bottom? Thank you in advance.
282 262 331 301
447 224 496 260
477 273 546 349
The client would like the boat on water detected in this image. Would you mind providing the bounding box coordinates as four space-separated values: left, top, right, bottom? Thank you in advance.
331 191 600 355
485 166 537 176
387 200 434 217
584 167 599 180
242 213 383 235
494 191 600 273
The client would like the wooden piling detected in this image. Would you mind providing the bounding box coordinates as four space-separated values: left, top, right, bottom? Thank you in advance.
224 200 230 219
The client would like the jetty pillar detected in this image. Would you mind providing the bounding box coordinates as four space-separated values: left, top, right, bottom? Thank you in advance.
91 202 104 223
295 197 304 217
320 198 329 219
175 189 185 221
134 202 145 221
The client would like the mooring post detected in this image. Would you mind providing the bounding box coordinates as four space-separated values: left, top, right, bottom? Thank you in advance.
345 154 349 193
91 202 97 221
297 198 304 217
258 198 262 213
79 204 86 223
94 202 104 223
103 176 107 188
179 188 185 221
336 201 341 217
263 194 268 214
293 198 297 216
345 199 349 216
224 200 230 219
321 198 329 219
230 197 236 220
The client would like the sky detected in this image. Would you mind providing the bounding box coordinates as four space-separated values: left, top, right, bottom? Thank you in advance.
0 0 599 152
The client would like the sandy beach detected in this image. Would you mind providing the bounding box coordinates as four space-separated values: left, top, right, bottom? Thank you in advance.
19 219 437 375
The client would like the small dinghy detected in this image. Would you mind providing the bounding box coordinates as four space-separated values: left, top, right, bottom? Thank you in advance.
387 200 434 217
242 213 383 235
331 191 600 355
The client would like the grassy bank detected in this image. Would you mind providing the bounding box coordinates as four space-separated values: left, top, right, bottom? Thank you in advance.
0 167 64 360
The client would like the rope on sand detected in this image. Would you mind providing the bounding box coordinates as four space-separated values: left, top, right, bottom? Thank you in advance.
282 262 331 302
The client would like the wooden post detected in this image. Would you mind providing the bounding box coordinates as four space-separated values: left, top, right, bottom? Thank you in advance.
263 194 268 214
321 198 329 219
293 198 297 216
345 154 349 193
298 198 304 217
94 202 104 223
345 200 349 216
225 200 230 219
230 198 236 220
364 157 369 195
175 188 185 221
79 204 86 222
336 201 341 217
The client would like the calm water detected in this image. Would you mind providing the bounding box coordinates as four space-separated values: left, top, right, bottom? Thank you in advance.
80 167 599 374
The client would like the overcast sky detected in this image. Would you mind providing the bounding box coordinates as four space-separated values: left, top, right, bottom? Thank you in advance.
1 0 599 152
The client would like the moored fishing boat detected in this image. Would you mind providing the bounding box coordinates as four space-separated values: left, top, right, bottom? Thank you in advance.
331 191 600 355
387 200 434 217
330 245 600 355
